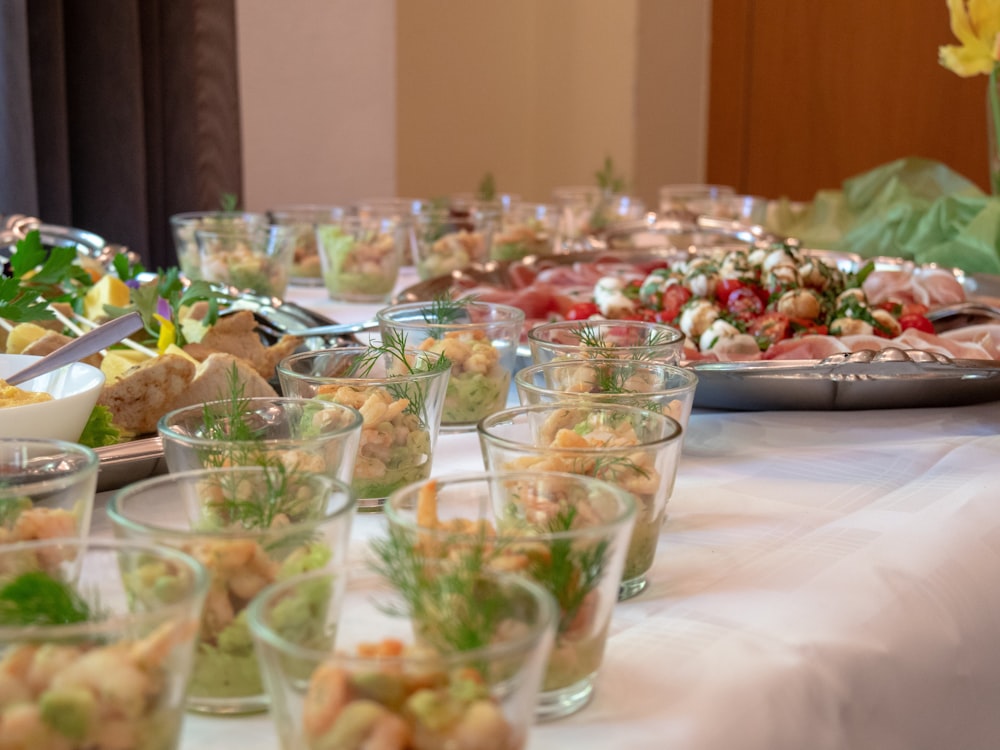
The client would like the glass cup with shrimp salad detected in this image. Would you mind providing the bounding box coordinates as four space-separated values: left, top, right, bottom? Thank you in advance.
248 563 557 749
384 470 636 719
276 347 450 512
478 403 683 601
0 538 208 748
108 466 356 714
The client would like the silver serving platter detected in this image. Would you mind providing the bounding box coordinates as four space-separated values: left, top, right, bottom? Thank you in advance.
395 245 1000 412
690 348 1000 411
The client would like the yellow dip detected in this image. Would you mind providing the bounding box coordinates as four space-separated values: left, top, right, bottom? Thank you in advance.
0 379 53 408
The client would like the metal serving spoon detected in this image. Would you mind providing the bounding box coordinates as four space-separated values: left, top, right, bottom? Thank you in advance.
4 311 145 386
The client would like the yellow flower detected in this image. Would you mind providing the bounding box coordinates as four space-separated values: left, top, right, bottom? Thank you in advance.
153 313 176 353
939 0 1000 76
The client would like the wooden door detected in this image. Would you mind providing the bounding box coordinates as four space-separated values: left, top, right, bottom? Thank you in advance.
708 0 989 200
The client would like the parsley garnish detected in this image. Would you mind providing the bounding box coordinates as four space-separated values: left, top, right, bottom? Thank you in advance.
0 230 90 322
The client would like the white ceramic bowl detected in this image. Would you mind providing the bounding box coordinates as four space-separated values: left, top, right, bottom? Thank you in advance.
0 354 106 441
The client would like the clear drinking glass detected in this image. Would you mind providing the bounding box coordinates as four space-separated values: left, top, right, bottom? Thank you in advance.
478 403 683 601
491 203 560 261
316 215 405 303
195 224 297 298
376 301 524 431
269 204 350 285
276 347 450 510
0 538 209 747
385 470 635 720
0 438 98 547
528 319 684 366
169 210 269 281
412 209 497 279
108 466 356 714
248 564 557 749
657 184 736 215
157 396 363 487
515 359 699 434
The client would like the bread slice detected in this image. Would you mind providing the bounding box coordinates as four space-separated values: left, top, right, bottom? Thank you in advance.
97 353 196 435
169 352 277 410
183 310 301 378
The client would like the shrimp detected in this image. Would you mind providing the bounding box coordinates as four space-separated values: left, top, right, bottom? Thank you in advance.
303 662 352 737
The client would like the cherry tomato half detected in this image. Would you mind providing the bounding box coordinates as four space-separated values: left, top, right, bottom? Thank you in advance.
659 285 692 322
566 301 601 321
898 313 935 334
726 286 764 321
749 312 791 345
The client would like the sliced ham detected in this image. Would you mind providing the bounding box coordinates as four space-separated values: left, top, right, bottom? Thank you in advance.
863 267 966 307
940 324 1000 359
763 335 849 361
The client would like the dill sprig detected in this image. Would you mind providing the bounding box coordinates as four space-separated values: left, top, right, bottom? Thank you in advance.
569 324 672 362
524 506 609 634
347 329 451 419
586 453 651 483
369 524 509 652
421 294 476 326
195 365 320 530
0 571 94 626
202 461 309 531
476 172 497 202
594 155 626 195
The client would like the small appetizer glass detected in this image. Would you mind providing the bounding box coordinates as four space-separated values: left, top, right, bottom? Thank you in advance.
412 208 497 280
657 183 736 216
276 347 451 511
353 197 426 264
315 215 405 303
0 438 98 548
490 202 560 261
157 396 363 488
108 466 356 715
528 319 685 366
375 301 524 432
269 204 350 285
248 564 557 749
195 223 297 298
169 210 269 281
385 470 635 720
515 359 699 436
478 403 683 602
552 187 646 252
0 538 209 749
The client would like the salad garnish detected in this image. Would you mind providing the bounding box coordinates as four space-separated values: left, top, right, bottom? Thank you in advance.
346 329 451 419
369 523 508 652
0 230 90 322
594 155 626 195
0 570 94 626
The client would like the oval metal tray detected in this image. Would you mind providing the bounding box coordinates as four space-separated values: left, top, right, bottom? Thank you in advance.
396 247 1000 412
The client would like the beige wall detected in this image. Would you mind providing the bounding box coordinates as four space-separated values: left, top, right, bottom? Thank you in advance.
237 1 710 211
235 0 397 212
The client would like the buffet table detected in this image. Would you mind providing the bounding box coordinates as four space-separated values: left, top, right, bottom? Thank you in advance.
97 271 1000 749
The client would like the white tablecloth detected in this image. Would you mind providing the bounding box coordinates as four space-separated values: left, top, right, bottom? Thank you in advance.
124 273 1000 749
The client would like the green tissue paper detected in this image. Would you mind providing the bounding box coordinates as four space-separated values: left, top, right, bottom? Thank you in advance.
766 157 1000 274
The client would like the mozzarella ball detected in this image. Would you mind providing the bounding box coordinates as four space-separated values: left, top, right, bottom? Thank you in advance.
829 317 874 336
698 318 742 351
871 308 902 337
593 276 638 318
678 299 720 338
775 289 823 320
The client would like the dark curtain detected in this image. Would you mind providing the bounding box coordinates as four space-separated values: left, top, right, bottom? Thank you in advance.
0 0 243 269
